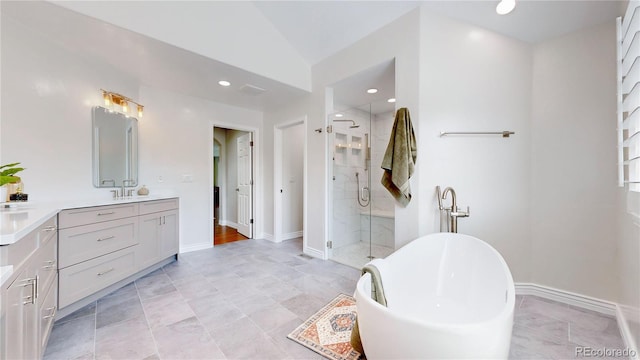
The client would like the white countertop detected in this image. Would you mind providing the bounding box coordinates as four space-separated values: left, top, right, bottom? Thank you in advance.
0 194 178 246
0 265 13 288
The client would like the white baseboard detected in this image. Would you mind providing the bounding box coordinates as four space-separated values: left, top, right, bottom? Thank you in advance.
617 305 640 360
219 220 238 228
180 242 213 253
303 246 325 260
515 283 617 316
515 283 640 356
282 230 303 241
262 233 275 242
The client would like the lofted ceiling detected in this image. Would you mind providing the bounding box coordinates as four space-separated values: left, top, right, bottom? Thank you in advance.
3 1 625 113
253 0 625 112
254 0 625 65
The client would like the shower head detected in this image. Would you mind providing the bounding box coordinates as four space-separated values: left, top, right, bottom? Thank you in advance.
333 119 359 128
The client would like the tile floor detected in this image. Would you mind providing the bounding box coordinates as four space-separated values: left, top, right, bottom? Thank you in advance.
330 242 394 269
44 238 627 360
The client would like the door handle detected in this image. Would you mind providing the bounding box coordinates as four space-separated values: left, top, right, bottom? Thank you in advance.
236 188 239 192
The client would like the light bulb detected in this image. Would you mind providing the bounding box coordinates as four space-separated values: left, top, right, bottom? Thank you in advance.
103 92 111 106
387 98 396 103
218 80 231 87
137 105 144 118
367 88 378 94
496 0 515 15
122 100 129 113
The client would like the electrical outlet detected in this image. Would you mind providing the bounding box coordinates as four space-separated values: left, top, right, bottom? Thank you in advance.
158 175 164 183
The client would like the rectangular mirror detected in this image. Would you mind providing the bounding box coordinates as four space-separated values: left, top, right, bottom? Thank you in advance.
92 106 138 188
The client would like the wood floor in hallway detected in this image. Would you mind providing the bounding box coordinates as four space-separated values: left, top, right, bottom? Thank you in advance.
214 222 249 245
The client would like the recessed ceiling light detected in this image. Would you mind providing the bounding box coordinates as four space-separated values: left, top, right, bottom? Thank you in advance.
367 88 378 94
218 80 231 87
387 98 396 103
496 0 515 15
335 113 343 117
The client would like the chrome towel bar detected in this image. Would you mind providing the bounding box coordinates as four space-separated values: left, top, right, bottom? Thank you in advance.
440 131 515 138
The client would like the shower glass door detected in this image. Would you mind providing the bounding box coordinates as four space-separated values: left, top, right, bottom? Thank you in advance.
329 102 395 269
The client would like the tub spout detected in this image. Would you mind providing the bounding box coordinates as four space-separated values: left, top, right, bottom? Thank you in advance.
440 187 469 233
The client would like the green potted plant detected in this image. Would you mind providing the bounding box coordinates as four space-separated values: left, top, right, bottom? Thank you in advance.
0 162 25 202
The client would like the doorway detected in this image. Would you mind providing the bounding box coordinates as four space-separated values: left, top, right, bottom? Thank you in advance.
213 126 254 245
274 118 307 248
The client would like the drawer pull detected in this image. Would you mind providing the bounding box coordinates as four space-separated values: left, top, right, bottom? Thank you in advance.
20 278 37 304
43 306 57 320
42 226 57 232
97 268 115 276
97 236 115 242
97 212 115 216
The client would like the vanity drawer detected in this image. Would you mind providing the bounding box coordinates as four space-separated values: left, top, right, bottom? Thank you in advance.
59 246 136 309
58 203 139 229
139 198 178 215
0 215 56 271
58 217 138 269
35 233 57 296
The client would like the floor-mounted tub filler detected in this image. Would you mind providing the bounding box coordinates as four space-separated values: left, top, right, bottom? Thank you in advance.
354 232 515 359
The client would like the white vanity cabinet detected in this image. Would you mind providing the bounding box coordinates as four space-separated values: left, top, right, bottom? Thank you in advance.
137 199 179 270
1 215 58 360
58 203 140 309
57 198 179 312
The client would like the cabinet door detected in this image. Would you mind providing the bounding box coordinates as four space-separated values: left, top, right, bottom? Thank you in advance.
137 213 161 270
159 210 179 258
4 268 38 360
39 275 57 353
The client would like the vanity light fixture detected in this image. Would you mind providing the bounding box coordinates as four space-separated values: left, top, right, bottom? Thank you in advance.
367 88 378 94
218 80 231 87
101 89 144 118
496 0 516 15
103 92 111 107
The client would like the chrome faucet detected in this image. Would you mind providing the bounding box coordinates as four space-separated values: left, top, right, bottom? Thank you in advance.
119 179 135 198
437 186 470 233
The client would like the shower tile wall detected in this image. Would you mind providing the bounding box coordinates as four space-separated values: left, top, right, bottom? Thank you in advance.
332 111 370 250
359 111 395 248
370 111 396 215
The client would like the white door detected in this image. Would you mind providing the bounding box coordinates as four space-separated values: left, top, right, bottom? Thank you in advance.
236 133 253 238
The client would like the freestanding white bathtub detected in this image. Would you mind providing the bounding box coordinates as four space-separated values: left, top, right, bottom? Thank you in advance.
354 232 515 359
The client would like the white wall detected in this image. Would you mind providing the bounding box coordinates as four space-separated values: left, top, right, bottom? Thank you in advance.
0 11 264 253
281 123 304 235
298 8 422 258
530 22 619 300
52 1 311 91
418 8 534 282
0 14 139 201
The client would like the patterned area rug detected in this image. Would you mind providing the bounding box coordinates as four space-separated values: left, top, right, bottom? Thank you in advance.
287 294 363 360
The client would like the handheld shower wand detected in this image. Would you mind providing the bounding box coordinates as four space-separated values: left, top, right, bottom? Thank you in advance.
356 172 370 207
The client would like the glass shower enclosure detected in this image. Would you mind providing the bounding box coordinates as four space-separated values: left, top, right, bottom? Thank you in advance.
328 102 396 269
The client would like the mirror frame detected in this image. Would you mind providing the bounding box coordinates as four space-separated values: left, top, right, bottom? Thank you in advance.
92 106 139 188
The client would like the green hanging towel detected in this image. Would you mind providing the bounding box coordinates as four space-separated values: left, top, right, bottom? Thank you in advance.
381 107 417 207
